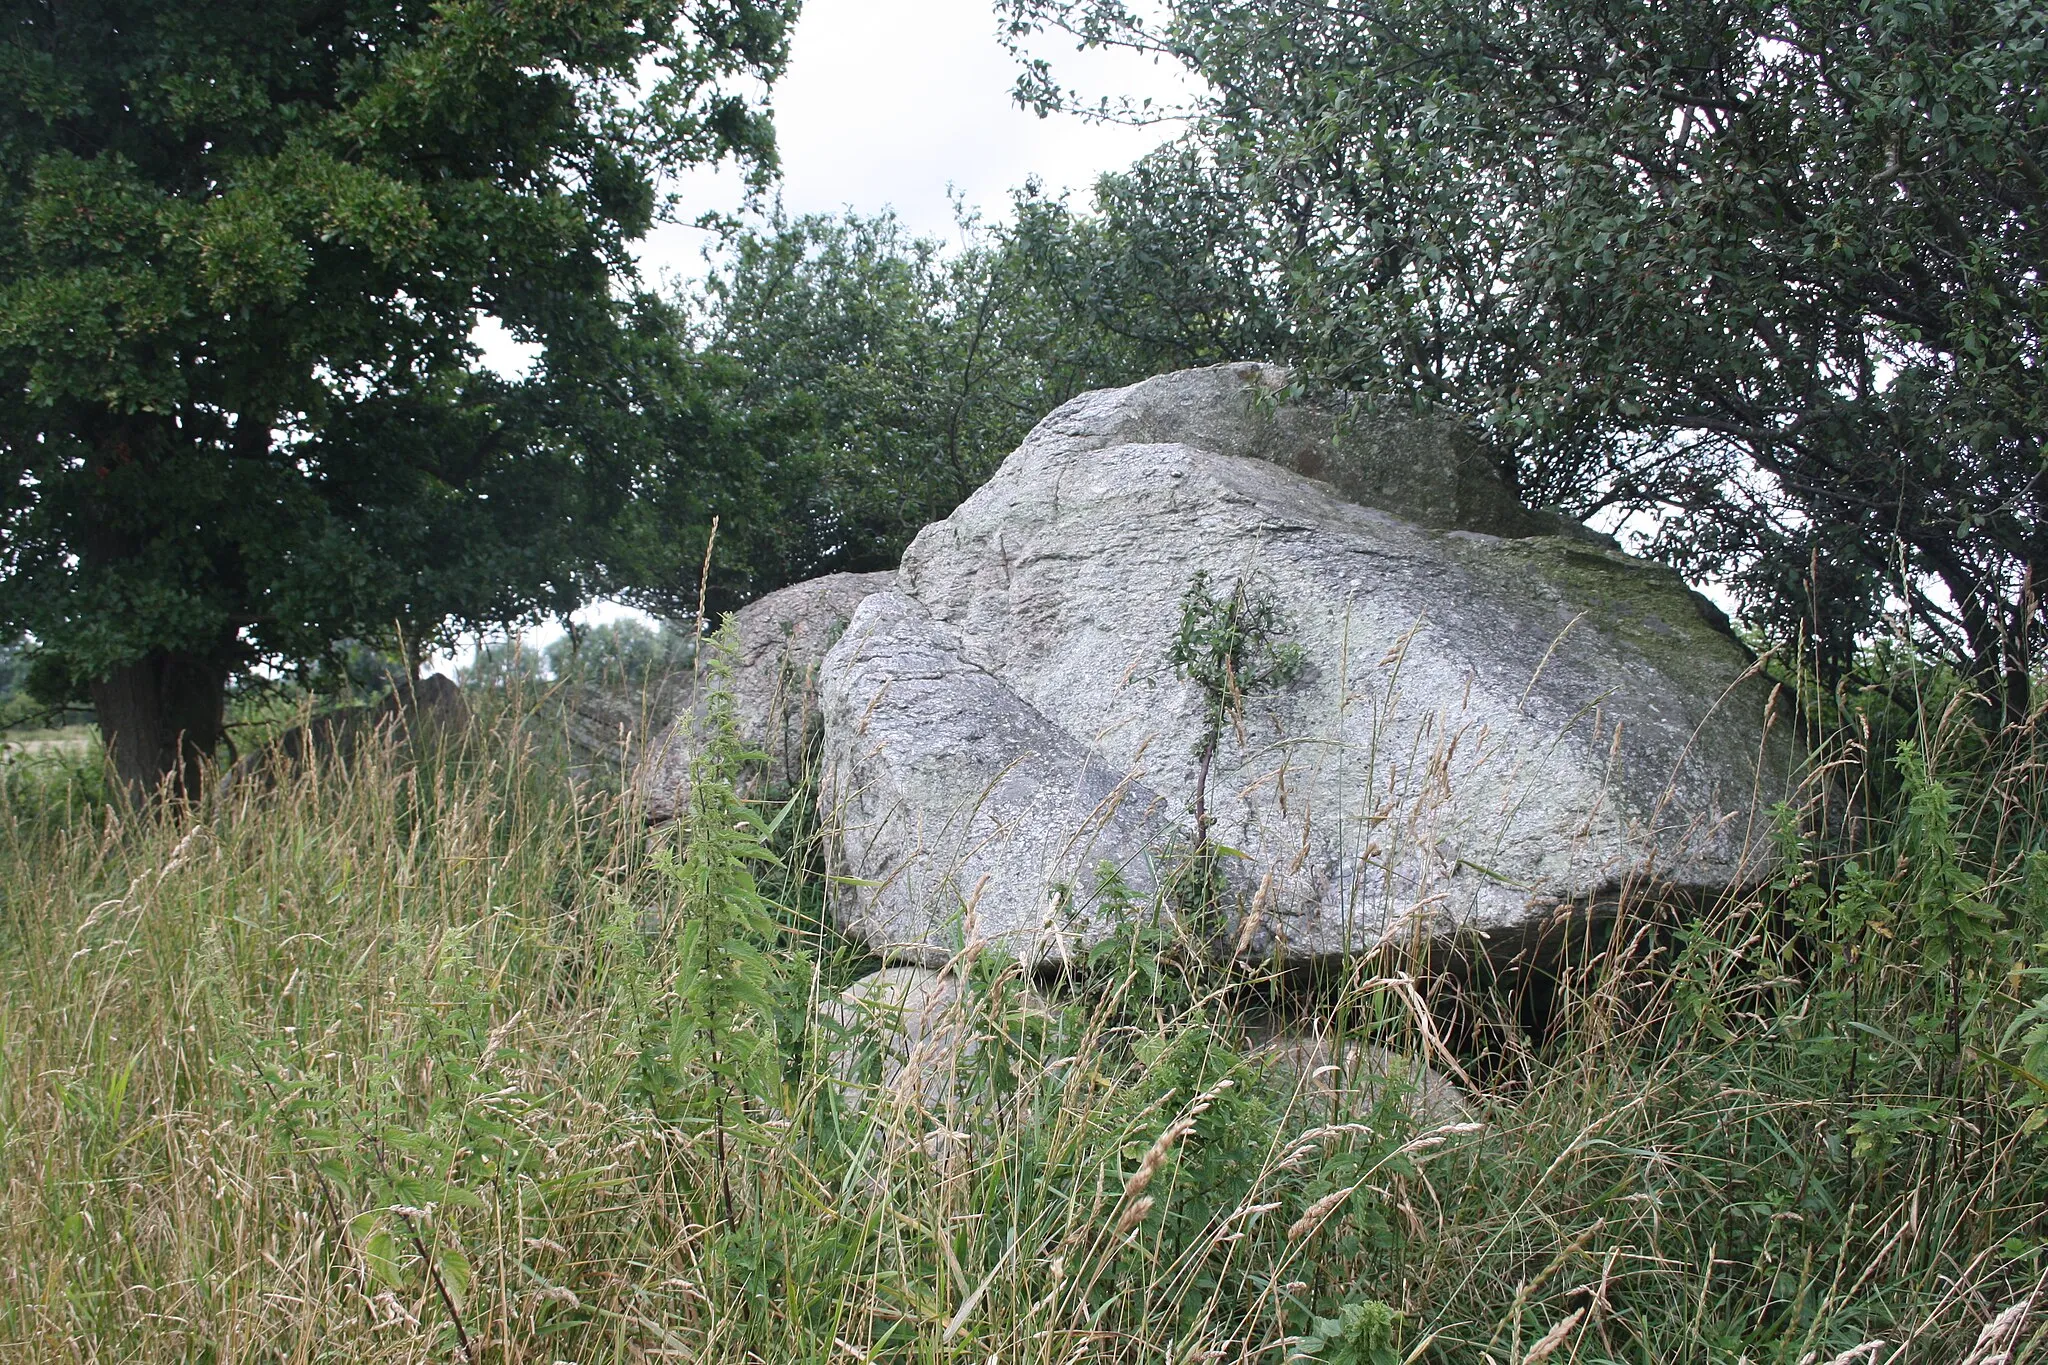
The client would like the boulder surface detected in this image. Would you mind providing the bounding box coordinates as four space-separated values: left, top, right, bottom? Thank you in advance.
637 570 893 821
820 966 1047 1115
820 364 1798 967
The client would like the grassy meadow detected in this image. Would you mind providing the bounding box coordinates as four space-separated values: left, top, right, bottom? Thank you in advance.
2 680 2047 1363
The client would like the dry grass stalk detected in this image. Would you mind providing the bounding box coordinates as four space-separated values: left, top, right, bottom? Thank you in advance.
1959 1298 2032 1365
1112 1195 1157 1240
1286 1184 1359 1242
1520 1306 1584 1363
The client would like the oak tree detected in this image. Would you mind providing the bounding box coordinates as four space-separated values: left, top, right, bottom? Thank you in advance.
0 0 795 798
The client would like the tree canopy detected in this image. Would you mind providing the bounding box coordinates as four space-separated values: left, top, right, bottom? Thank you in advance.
1004 0 2048 719
0 0 796 797
14 0 2045 802
681 193 1286 580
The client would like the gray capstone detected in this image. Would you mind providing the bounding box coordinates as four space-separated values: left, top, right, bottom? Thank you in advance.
637 570 894 823
820 364 1800 967
1016 361 1613 546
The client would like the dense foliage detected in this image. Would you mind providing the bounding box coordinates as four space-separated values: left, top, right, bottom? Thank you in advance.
1003 0 2048 719
688 202 1276 575
0 0 797 797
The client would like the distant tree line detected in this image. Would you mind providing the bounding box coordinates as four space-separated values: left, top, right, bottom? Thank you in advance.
460 618 697 692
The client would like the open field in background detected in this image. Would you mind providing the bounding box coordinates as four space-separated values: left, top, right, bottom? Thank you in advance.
1 725 96 763
2 684 2048 1363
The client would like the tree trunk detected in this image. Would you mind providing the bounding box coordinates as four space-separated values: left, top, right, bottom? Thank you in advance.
91 648 229 805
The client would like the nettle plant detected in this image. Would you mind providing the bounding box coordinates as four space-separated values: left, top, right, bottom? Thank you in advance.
1288 1298 1404 1365
629 624 803 1229
1743 732 2048 1168
1165 569 1305 925
244 927 550 1362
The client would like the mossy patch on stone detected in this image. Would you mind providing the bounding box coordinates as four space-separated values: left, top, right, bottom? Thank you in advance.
1484 536 1746 683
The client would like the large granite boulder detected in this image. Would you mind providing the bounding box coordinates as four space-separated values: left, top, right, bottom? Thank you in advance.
820 364 1799 968
637 571 893 822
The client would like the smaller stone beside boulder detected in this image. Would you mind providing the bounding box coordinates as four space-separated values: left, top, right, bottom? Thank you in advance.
819 967 974 1114
227 673 470 790
821 967 1476 1135
819 966 1049 1116
556 673 694 784
1251 1032 1473 1128
637 570 894 823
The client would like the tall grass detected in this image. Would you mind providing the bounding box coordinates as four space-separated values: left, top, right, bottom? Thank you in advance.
2 676 2046 1363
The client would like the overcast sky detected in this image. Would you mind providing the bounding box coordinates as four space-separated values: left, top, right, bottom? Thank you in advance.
641 0 1192 282
465 0 1191 656
477 3 1186 394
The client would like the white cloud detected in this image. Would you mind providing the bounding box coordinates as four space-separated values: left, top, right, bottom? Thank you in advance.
483 1 1186 358
637 0 1192 285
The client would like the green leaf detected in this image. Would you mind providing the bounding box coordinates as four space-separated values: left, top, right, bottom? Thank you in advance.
362 1229 402 1287
434 1244 473 1313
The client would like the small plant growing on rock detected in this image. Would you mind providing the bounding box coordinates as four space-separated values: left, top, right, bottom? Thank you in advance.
1166 569 1305 916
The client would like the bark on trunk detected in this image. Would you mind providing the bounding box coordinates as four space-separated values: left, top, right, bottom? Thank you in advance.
90 649 229 805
